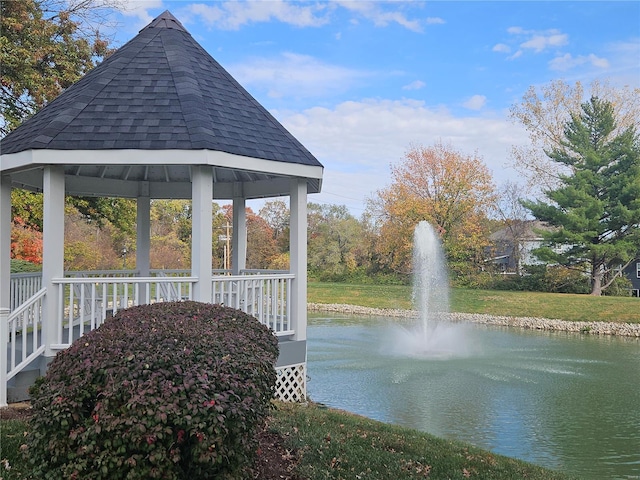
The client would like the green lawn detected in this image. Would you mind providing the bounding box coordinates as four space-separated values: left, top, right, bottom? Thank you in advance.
0 420 29 480
270 401 575 480
308 282 640 323
0 404 576 480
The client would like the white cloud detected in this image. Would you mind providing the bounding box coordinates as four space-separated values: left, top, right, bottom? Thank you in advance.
185 1 331 30
274 99 528 213
508 50 523 60
497 27 568 56
182 1 429 32
463 95 487 110
116 0 164 30
228 53 370 99
492 43 511 53
520 32 568 52
589 54 611 69
336 1 424 32
402 80 426 91
507 26 525 35
426 17 445 25
549 53 610 71
603 39 640 86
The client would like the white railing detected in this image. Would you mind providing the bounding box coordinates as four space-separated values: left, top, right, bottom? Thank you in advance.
9 272 42 311
5 288 46 382
51 276 196 349
9 271 138 312
151 269 232 277
4 271 297 406
50 273 294 346
212 273 294 335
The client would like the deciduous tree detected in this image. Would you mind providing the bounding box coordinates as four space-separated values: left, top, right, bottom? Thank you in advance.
222 205 278 270
64 207 121 270
522 97 640 295
11 217 43 264
149 200 192 269
509 79 640 192
307 203 367 280
368 142 497 277
491 180 535 274
259 199 290 253
1 0 114 134
3 0 134 259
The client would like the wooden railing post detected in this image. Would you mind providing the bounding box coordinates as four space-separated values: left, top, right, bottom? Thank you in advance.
0 307 9 407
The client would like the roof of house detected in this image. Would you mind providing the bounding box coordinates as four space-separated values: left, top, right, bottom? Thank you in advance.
0 10 321 170
489 220 553 243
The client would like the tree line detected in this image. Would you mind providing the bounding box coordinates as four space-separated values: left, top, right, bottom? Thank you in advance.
3 1 639 295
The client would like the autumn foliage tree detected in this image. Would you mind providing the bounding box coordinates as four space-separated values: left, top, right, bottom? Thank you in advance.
368 142 497 278
1 0 114 134
64 207 123 270
11 217 43 264
3 0 136 262
146 200 193 270
246 209 279 269
221 205 279 270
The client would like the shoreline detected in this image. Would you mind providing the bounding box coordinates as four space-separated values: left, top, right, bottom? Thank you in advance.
307 303 640 337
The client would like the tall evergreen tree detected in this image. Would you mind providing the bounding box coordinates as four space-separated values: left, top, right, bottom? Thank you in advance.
523 97 640 295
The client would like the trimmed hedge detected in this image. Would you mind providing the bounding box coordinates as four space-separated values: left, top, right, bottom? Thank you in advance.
10 259 41 273
27 301 279 480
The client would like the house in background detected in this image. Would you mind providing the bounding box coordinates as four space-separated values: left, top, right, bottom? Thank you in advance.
487 221 640 297
623 259 640 297
487 220 552 275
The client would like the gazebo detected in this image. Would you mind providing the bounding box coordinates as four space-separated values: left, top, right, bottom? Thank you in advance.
0 11 323 406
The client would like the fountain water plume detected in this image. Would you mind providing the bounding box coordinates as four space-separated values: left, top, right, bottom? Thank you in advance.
387 220 471 359
413 221 450 344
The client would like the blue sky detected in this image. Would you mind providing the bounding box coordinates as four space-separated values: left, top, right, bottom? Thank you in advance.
109 1 640 215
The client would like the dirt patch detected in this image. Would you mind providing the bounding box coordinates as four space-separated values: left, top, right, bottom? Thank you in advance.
250 427 303 480
0 402 33 421
0 404 303 480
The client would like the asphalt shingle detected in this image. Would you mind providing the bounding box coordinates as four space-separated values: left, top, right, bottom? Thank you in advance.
0 11 321 169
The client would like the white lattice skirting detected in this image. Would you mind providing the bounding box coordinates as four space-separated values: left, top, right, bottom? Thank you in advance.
275 363 306 402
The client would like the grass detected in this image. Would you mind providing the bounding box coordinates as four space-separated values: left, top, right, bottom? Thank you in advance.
269 401 575 480
308 282 640 323
0 404 576 480
0 420 29 480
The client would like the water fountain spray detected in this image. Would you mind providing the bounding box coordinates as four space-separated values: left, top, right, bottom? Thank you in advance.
412 221 450 344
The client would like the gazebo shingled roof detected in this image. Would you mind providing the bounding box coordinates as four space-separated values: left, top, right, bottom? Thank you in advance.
0 10 323 199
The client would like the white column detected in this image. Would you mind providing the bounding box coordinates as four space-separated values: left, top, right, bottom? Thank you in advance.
232 193 247 275
0 176 11 407
0 175 11 311
0 308 8 407
42 166 65 360
191 166 213 302
136 194 151 277
289 178 307 342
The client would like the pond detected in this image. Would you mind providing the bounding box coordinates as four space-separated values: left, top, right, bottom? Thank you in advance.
306 313 640 480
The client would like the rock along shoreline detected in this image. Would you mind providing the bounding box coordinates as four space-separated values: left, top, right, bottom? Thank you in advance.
307 303 640 337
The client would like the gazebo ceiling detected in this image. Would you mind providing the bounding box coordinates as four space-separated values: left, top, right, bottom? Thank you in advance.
0 10 322 199
7 159 314 199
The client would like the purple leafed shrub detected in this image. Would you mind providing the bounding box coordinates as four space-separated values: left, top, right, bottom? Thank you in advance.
27 301 279 480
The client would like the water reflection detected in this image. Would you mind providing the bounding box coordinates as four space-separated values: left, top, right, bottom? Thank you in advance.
306 313 640 480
